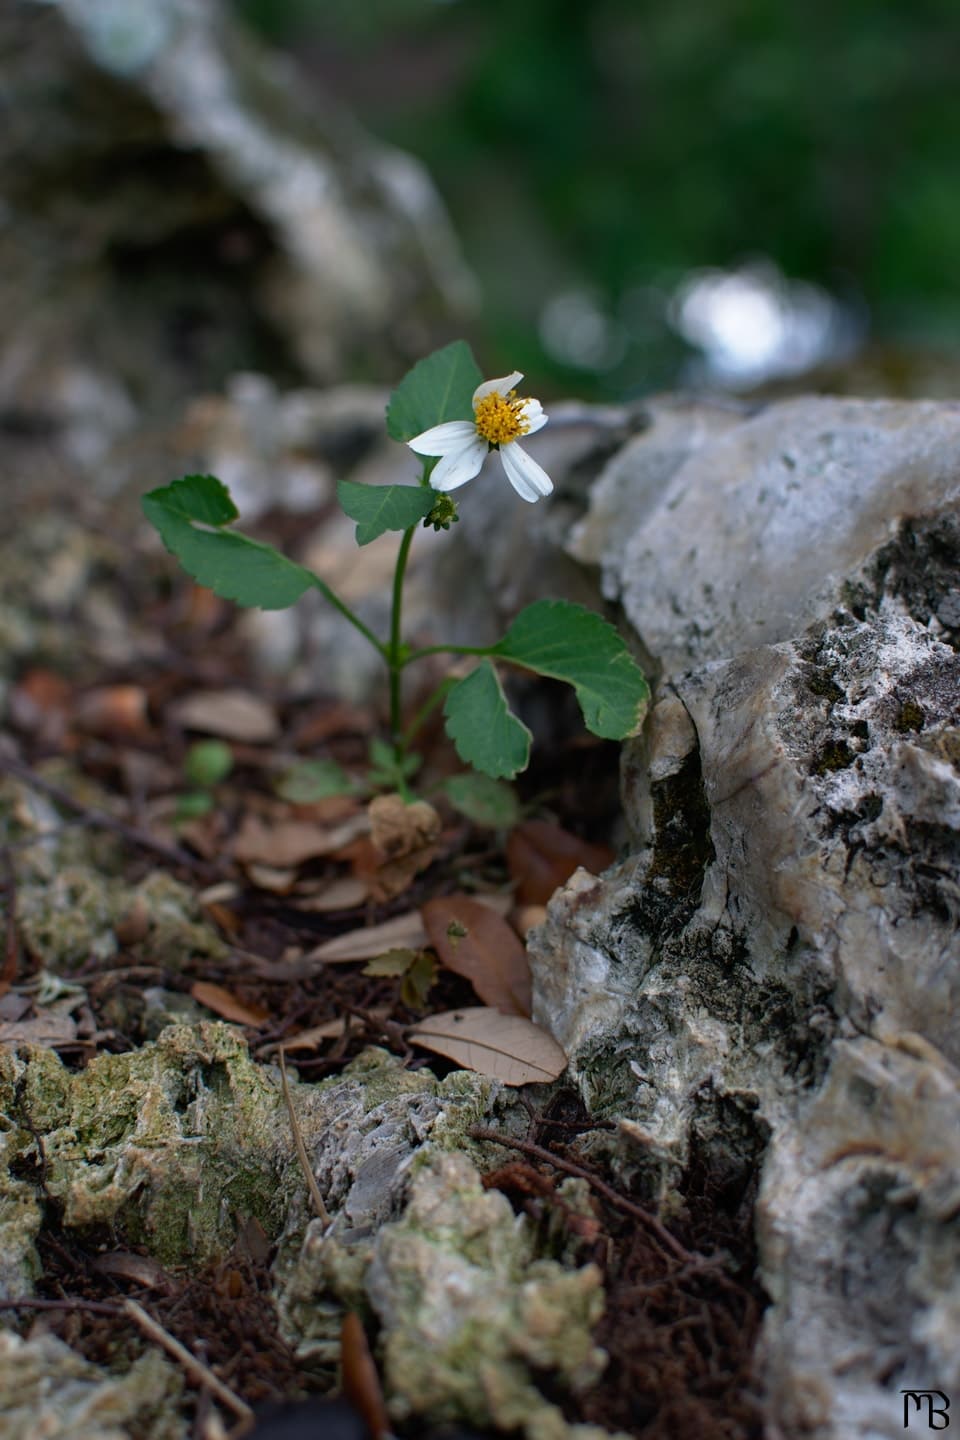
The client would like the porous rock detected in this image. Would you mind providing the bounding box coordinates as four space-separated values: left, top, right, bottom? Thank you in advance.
364 1150 616 1440
527 396 960 1436
0 1329 183 1440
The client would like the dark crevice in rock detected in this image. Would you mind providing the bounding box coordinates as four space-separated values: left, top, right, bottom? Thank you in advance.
628 740 715 946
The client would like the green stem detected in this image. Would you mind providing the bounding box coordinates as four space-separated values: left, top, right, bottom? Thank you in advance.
401 642 494 667
308 575 386 658
388 524 418 756
402 676 457 747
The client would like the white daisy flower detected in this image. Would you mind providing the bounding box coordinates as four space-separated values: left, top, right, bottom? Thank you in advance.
407 371 552 503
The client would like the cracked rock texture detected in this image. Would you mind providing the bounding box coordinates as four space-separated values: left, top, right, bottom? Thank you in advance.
528 396 960 1438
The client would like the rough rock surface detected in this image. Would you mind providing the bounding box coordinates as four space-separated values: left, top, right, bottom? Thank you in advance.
1 1020 611 1437
0 1330 183 1440
527 397 960 1438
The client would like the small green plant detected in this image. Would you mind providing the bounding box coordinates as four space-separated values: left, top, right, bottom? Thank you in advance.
144 342 648 796
176 739 234 818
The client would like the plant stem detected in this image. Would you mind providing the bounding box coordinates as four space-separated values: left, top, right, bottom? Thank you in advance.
402 676 457 746
401 641 494 667
308 575 386 658
388 525 417 757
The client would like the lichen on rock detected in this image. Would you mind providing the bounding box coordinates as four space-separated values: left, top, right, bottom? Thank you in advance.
366 1151 616 1440
0 1329 184 1440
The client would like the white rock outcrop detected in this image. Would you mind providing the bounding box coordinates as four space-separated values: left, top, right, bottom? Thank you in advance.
528 397 960 1439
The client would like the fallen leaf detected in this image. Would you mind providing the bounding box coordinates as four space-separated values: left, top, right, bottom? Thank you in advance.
266 1008 391 1053
9 668 72 745
292 876 370 912
0 1014 78 1048
233 812 369 868
365 793 441 900
364 949 438 1008
514 904 548 936
244 864 301 894
190 980 270 1027
422 895 531 1017
506 819 615 906
171 689 280 743
341 1312 390 1440
114 895 151 947
408 1008 567 1087
91 1253 178 1295
305 911 428 964
74 684 150 739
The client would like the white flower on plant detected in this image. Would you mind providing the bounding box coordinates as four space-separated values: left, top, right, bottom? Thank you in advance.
408 372 552 503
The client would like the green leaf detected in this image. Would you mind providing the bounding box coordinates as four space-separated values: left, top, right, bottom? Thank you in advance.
175 790 215 820
443 774 520 829
274 759 357 803
386 339 482 443
143 475 315 609
363 948 437 1008
184 740 234 789
494 599 650 740
443 661 532 780
367 738 422 791
336 480 436 547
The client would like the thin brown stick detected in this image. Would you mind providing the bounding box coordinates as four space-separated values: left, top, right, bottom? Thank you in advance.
468 1125 693 1264
0 752 222 879
122 1298 254 1424
0 1295 121 1316
278 1048 331 1225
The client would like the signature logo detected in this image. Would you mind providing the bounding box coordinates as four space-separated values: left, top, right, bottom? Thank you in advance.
902 1390 950 1430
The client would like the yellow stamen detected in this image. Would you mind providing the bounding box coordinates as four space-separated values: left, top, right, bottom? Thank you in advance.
473 390 529 447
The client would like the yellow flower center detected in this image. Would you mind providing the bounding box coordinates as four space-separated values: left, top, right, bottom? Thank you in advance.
473 390 529 447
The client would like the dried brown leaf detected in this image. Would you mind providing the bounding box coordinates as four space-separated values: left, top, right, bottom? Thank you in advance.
190 980 270 1027
364 793 442 901
305 911 428 964
340 1312 390 1440
506 819 615 906
0 1014 78 1048
74 684 151 740
422 895 532 1017
171 689 279 743
233 812 369 868
292 875 370 912
408 1007 567 1086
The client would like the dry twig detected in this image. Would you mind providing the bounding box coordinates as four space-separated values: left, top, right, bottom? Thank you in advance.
278 1048 331 1225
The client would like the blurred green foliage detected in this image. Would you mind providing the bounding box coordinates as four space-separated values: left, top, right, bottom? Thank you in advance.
235 0 960 395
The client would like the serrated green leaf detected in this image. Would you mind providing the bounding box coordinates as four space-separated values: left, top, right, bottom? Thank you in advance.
444 774 520 829
386 340 482 443
337 480 436 547
142 475 315 609
275 759 357 803
494 599 649 740
443 661 532 780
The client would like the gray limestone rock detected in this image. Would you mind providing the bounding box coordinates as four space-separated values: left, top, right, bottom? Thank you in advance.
527 396 960 1437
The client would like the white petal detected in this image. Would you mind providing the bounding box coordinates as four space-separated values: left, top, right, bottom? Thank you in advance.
519 400 548 436
432 438 487 491
499 442 554 503
473 371 524 405
408 420 479 457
